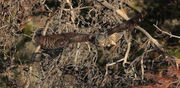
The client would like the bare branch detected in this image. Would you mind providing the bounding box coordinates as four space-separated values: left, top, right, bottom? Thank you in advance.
153 24 180 39
136 26 164 51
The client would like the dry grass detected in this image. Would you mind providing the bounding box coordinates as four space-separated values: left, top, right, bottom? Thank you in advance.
0 0 179 88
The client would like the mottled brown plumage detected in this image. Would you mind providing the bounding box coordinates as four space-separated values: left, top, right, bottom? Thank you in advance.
34 33 93 49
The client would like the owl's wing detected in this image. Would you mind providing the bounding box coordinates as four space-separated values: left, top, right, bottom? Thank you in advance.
53 38 70 48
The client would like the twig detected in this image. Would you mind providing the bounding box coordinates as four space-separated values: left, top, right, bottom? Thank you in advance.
102 36 131 86
42 18 52 36
38 54 62 87
136 26 164 51
0 25 8 29
122 34 131 66
66 0 81 62
104 34 132 80
66 0 76 24
74 43 80 64
140 41 151 80
63 6 92 11
97 0 115 10
153 24 180 39
105 59 123 76
140 56 144 80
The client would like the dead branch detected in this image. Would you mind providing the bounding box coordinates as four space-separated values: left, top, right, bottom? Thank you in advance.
153 24 180 39
136 26 164 51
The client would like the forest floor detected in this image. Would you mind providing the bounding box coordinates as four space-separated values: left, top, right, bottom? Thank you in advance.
0 0 180 88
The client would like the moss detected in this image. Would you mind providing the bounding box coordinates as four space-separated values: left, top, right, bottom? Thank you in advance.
23 21 33 36
174 49 180 59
